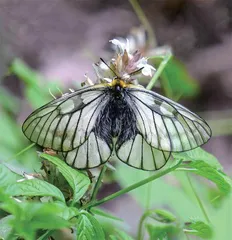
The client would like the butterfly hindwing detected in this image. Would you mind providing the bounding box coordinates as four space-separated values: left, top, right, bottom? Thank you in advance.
59 131 113 169
116 133 170 170
22 85 108 152
127 88 211 152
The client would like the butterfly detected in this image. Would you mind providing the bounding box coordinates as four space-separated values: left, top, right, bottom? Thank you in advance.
22 74 211 171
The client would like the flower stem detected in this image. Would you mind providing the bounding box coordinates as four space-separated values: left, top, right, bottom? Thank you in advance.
83 160 182 210
186 173 210 223
146 54 172 90
91 165 107 201
129 0 157 48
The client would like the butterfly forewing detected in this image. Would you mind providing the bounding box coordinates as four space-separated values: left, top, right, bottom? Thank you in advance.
22 85 108 152
126 88 211 152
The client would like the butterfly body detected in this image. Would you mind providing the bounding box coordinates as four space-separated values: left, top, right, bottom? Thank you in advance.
22 82 211 171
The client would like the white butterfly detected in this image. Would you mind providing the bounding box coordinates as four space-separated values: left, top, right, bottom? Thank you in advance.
22 78 211 171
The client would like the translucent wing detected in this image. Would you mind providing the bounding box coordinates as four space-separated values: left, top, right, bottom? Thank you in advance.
126 88 211 152
116 133 170 170
59 131 112 169
22 85 108 152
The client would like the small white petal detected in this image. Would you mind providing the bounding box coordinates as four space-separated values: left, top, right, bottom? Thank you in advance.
110 39 126 54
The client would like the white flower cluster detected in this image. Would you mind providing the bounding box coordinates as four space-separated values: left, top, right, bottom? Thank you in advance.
91 38 156 84
110 39 155 77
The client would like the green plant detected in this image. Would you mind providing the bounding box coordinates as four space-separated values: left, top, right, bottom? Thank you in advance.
1 1 232 239
0 53 231 240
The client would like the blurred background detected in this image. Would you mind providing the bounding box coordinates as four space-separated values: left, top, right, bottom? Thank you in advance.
0 0 232 239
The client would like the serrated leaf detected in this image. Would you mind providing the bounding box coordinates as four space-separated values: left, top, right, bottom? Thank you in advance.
76 211 105 240
150 209 176 223
150 56 199 97
190 161 231 195
40 153 90 204
0 163 21 188
184 220 213 239
173 148 231 195
0 215 13 239
146 223 179 240
173 148 222 170
91 208 123 222
5 178 65 202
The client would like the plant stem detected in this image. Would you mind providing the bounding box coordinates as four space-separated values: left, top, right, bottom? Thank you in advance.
83 160 182 210
6 143 35 162
186 173 210 223
145 172 152 210
91 165 107 201
137 209 153 240
146 54 172 90
129 0 157 48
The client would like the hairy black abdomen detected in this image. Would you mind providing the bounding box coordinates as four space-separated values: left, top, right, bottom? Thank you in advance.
94 89 137 147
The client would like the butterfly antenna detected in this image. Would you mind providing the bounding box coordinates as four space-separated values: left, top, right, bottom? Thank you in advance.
129 67 144 76
100 58 119 78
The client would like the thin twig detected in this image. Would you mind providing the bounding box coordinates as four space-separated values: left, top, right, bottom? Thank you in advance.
146 54 172 90
82 161 182 210
5 143 35 162
129 0 157 48
91 165 107 201
186 173 210 223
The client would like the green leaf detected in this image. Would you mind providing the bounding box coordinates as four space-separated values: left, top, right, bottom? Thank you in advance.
91 208 123 222
114 230 134 240
189 161 231 195
54 202 79 220
5 178 65 202
40 153 90 204
173 148 223 170
0 163 21 188
146 223 179 240
76 211 105 240
150 56 199 97
10 58 62 108
184 220 213 239
0 215 13 239
173 148 232 195
150 209 176 223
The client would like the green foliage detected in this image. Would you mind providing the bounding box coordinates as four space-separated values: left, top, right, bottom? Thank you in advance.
76 211 105 240
5 178 65 202
149 209 176 223
184 220 213 239
149 56 199 97
40 153 91 204
146 223 178 240
0 189 69 239
10 59 62 108
173 148 232 195
0 163 21 187
0 46 231 239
